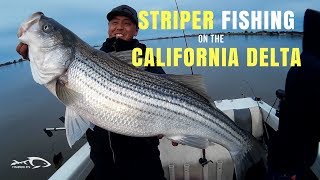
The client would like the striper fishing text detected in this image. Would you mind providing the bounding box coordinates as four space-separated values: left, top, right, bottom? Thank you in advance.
222 11 295 30
138 10 295 30
138 11 214 30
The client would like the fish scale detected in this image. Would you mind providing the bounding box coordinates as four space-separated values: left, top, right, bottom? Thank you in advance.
105 53 211 106
81 55 215 123
18 12 267 180
68 52 246 148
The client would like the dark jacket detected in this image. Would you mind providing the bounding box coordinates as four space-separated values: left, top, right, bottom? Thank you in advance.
268 9 320 178
86 37 166 180
270 52 320 173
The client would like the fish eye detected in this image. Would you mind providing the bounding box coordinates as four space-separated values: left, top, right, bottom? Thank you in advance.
42 24 52 32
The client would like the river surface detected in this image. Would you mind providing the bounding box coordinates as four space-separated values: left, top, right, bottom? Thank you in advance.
0 35 302 179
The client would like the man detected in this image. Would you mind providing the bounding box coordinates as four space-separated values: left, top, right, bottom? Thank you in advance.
267 9 320 180
17 5 166 180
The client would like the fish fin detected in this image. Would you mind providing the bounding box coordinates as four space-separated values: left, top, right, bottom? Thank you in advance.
65 107 93 147
167 135 210 149
162 74 211 101
230 135 267 180
109 50 146 70
56 80 81 106
109 50 134 65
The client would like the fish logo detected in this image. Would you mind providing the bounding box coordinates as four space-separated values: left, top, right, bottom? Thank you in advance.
11 157 51 169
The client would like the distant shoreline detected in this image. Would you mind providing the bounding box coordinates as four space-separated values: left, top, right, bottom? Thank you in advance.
0 58 26 68
139 30 303 41
2 31 302 68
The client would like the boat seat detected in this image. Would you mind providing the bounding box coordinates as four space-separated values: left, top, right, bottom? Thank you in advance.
159 98 264 180
214 98 264 139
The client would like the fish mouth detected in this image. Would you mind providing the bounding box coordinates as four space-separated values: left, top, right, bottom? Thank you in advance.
18 12 44 38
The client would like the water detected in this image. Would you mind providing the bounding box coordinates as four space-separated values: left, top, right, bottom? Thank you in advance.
0 35 302 179
0 63 87 179
144 35 301 105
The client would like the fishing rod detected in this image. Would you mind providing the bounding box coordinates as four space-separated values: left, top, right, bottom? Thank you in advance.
173 0 194 75
173 0 213 168
241 79 281 143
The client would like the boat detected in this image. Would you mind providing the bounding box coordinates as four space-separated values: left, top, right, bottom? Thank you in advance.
48 97 320 180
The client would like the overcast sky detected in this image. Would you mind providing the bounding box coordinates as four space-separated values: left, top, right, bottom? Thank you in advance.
0 0 319 61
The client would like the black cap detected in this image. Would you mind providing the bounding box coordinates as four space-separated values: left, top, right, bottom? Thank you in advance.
107 5 138 28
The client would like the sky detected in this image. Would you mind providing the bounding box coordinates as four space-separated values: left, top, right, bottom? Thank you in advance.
0 0 319 62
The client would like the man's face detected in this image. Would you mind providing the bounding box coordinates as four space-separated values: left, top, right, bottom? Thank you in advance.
108 16 138 41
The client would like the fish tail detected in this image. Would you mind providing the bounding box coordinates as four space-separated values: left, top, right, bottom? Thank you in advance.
231 136 267 180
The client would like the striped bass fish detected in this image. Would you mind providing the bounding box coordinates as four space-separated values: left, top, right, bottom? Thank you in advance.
18 12 266 180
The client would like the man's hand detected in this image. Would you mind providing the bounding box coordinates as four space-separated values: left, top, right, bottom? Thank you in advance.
16 42 29 60
157 134 178 146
